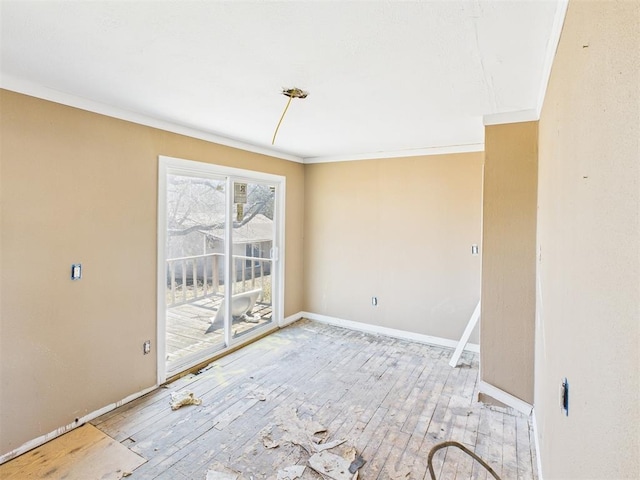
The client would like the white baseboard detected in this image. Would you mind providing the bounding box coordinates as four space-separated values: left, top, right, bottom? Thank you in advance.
280 311 304 328
300 311 479 353
478 380 533 416
0 384 157 465
532 409 544 480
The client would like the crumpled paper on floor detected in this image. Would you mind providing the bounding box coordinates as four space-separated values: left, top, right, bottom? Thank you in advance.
170 390 202 410
276 465 305 480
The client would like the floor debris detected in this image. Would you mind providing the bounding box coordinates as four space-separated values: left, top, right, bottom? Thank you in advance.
205 470 238 480
343 446 357 462
276 465 305 480
262 406 366 479
170 390 202 410
312 438 347 452
262 432 280 449
308 451 355 480
205 463 241 480
271 407 330 453
247 391 268 401
348 455 365 474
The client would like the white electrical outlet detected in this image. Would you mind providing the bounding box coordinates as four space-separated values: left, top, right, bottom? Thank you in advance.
143 340 151 355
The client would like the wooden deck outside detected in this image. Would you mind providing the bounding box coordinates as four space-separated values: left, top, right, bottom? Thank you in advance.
88 320 538 480
166 295 273 365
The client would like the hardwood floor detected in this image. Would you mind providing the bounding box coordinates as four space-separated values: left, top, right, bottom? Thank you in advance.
92 319 538 480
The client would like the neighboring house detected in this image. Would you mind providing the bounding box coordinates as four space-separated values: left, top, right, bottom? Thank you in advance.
202 213 273 280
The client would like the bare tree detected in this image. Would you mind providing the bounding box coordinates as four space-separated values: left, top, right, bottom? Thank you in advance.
166 176 274 237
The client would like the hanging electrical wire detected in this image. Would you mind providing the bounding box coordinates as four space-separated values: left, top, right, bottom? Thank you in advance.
427 441 502 480
272 87 308 145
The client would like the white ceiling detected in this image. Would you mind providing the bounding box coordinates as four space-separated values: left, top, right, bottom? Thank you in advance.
0 1 563 163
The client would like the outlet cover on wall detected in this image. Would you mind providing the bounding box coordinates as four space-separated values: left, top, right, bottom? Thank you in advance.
560 378 569 416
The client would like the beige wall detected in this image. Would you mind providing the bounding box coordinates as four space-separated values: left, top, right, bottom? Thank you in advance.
304 153 483 342
535 1 639 478
0 90 305 455
480 121 538 404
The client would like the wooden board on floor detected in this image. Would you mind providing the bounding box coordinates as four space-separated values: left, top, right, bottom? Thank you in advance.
0 424 146 479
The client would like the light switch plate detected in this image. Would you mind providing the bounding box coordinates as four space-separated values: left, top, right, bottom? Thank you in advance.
71 264 82 280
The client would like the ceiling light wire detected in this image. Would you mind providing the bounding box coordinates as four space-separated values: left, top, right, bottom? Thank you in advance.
271 95 294 145
271 87 308 145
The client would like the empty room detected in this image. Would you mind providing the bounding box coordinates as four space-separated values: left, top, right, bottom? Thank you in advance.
0 1 638 479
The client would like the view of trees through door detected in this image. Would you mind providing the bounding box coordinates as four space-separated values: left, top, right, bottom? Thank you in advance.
163 169 276 376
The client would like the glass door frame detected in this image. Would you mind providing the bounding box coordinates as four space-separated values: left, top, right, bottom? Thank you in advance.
157 155 286 384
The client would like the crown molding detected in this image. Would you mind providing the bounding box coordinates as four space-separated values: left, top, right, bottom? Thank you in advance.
2 76 488 164
0 75 304 163
536 0 569 118
304 143 484 164
483 109 539 126
483 0 568 127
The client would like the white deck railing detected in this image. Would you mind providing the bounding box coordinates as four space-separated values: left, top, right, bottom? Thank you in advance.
166 252 271 307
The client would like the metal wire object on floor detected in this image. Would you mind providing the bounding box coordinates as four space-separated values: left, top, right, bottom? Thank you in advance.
427 440 502 480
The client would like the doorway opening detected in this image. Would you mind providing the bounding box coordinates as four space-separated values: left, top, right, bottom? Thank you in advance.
157 156 285 382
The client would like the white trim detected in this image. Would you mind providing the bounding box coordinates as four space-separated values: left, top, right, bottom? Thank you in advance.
159 155 288 183
157 155 287 383
0 385 156 465
536 0 569 118
478 380 533 416
304 143 484 164
301 311 479 353
223 174 234 347
280 311 304 328
0 75 303 164
532 408 544 480
449 301 481 367
482 0 569 131
483 109 539 126
532 409 544 480
483 0 569 130
274 179 286 330
156 159 169 385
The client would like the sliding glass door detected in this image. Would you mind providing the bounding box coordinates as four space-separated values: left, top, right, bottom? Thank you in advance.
158 157 284 381
229 181 276 341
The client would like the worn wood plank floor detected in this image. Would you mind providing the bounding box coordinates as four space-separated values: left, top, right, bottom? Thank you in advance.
92 319 538 480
